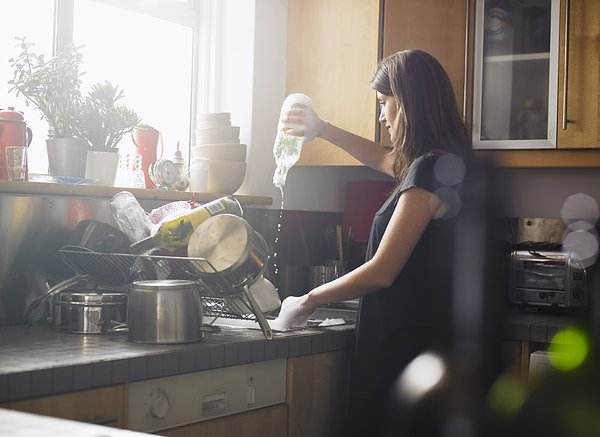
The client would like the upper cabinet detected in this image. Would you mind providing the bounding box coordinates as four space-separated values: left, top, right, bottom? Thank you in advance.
472 0 560 150
288 0 600 167
287 0 380 166
557 0 600 149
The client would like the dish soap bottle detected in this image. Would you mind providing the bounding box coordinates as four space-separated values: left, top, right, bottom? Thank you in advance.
130 195 243 253
272 93 313 191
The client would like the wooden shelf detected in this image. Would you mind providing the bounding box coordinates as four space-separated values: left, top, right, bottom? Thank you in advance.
0 181 272 206
476 149 600 168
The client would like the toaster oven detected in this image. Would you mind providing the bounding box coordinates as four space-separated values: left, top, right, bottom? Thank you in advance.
509 250 589 308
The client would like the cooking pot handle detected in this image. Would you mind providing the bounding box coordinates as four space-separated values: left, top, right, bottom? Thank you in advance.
26 127 33 147
24 274 91 325
106 320 129 333
242 285 273 340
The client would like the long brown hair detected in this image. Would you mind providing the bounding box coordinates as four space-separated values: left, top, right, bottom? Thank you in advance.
370 49 471 180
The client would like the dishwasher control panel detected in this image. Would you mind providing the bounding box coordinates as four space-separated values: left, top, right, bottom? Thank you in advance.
128 359 287 432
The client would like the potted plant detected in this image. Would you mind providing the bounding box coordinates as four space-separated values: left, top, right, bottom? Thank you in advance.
76 81 141 186
8 37 89 177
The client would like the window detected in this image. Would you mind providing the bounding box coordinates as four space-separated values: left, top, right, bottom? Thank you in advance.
1 0 54 173
1 0 203 174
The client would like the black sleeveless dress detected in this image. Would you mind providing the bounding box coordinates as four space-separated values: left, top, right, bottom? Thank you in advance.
346 152 464 437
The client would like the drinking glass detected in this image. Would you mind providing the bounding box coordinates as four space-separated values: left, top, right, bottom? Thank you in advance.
5 146 28 181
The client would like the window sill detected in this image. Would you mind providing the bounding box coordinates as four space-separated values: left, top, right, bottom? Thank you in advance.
0 181 272 206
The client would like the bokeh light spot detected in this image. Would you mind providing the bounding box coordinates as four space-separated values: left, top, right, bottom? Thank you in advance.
560 193 600 225
548 327 589 371
433 153 466 187
488 373 527 417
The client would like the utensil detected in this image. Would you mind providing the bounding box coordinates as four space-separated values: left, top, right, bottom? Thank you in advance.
187 214 269 287
127 280 204 344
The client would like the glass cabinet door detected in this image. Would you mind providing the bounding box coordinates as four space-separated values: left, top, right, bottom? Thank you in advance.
472 0 560 149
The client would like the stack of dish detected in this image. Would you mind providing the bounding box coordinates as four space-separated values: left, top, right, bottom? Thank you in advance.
191 113 247 194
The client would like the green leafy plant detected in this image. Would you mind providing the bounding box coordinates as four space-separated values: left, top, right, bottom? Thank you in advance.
8 37 83 138
76 81 141 151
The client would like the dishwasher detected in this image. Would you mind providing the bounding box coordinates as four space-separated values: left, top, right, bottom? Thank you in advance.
127 358 287 433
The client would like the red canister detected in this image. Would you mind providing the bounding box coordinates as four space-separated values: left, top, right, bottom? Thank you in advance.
132 125 162 189
0 108 32 180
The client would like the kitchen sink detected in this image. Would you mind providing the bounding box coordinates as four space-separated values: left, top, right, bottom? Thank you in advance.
206 307 356 331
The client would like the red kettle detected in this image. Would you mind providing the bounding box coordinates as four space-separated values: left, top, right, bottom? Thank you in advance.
0 108 33 180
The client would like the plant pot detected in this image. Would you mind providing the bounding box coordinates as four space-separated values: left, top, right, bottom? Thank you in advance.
46 137 88 178
85 149 119 186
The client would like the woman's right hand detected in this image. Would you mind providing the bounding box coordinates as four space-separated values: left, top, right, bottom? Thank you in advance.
280 104 327 143
271 294 317 330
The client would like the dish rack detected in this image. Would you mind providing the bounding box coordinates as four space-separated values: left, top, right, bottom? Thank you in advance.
59 248 274 340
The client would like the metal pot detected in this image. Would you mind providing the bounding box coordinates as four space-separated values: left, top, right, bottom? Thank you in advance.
127 280 204 344
187 214 269 288
55 291 127 334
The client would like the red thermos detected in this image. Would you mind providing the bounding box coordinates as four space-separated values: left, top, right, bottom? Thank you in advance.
132 124 162 189
0 108 33 180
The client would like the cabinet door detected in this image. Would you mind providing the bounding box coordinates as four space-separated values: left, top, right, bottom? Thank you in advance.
287 0 380 166
1 385 126 428
287 350 351 437
161 404 287 437
557 0 600 148
382 0 469 114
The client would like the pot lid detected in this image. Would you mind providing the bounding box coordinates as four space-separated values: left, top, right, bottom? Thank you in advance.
187 214 250 272
0 107 25 122
132 279 197 291
58 292 127 304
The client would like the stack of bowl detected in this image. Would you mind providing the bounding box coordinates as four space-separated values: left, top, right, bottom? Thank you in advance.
191 113 247 194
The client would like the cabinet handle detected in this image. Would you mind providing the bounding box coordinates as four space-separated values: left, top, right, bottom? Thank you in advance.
85 416 119 426
462 0 470 122
562 0 570 130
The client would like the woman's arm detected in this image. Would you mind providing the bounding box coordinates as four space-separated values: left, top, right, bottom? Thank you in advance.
305 187 441 306
283 107 395 176
320 122 396 177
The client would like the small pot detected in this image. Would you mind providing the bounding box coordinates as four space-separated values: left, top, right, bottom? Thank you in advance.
187 214 269 288
55 291 128 334
127 280 204 344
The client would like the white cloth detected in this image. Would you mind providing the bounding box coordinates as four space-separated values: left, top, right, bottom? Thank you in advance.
270 296 314 331
280 103 326 144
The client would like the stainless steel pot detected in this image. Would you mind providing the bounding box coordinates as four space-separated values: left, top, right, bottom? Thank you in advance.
187 214 269 287
127 280 204 344
55 291 127 334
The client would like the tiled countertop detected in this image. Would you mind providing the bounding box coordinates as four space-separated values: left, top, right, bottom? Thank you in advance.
0 323 354 403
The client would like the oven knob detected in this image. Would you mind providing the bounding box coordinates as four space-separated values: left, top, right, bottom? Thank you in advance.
150 390 170 419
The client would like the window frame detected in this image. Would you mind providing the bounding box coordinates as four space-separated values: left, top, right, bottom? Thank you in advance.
52 0 214 164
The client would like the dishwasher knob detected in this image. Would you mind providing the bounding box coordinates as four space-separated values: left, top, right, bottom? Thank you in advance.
150 390 170 419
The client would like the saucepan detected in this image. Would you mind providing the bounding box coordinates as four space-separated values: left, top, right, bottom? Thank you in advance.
53 290 128 334
187 214 269 288
126 280 205 344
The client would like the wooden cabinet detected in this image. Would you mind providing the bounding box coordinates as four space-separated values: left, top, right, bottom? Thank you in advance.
289 0 600 167
1 385 127 428
286 350 351 437
287 0 380 166
557 0 600 149
161 404 288 437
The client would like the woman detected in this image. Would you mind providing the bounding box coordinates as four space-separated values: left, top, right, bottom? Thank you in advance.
276 49 473 436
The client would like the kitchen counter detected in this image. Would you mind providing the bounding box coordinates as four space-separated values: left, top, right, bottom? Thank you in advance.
0 320 354 403
0 181 272 205
0 308 578 404
0 408 153 437
506 309 580 343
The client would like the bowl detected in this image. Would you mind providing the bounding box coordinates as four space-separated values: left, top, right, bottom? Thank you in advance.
196 126 240 144
192 143 247 162
192 158 246 194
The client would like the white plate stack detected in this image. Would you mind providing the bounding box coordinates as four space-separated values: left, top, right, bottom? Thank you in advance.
191 113 247 194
